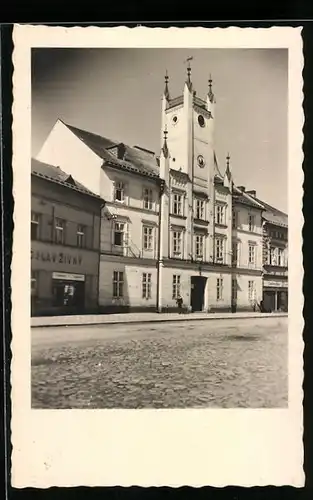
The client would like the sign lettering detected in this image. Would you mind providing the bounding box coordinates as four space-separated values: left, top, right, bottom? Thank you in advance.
31 249 83 266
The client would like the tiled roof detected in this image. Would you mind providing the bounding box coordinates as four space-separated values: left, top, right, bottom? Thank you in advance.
232 186 265 210
63 122 160 180
254 196 288 227
31 158 103 200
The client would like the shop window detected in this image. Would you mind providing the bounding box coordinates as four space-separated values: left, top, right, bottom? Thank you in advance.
31 270 38 295
52 280 85 308
142 273 152 299
77 224 86 248
172 275 181 299
31 212 40 240
55 218 66 245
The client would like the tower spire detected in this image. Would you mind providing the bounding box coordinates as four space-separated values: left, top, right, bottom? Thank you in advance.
185 56 193 91
164 69 170 100
225 152 231 178
208 74 215 103
162 126 169 158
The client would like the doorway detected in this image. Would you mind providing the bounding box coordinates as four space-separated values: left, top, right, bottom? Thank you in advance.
190 276 207 312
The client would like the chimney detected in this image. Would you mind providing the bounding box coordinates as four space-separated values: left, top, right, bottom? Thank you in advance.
247 190 256 197
238 185 246 192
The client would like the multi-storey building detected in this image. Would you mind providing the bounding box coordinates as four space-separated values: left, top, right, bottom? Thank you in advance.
36 65 284 314
31 158 104 316
260 200 288 312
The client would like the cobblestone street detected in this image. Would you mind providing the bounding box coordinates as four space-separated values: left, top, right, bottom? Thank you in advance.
31 316 288 409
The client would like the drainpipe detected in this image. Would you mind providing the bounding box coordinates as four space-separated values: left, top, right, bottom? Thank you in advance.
97 201 105 312
156 179 165 313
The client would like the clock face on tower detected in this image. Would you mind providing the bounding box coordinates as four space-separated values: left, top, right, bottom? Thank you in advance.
197 155 205 168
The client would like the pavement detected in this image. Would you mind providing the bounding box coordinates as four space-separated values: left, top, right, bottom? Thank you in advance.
31 310 287 328
31 316 288 409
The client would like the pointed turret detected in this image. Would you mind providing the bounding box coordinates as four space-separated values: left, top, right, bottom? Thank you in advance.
161 127 169 159
206 74 216 116
164 69 170 101
185 57 193 92
223 153 232 190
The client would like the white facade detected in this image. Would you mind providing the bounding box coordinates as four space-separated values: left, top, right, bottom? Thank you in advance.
36 69 265 313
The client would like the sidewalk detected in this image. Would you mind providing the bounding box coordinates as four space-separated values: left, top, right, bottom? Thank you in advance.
31 311 287 328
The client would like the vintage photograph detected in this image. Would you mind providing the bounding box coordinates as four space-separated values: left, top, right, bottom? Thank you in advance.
11 25 304 488
31 47 288 409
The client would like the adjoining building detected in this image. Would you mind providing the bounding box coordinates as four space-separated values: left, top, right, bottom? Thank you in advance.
36 65 287 314
31 158 104 316
260 200 288 312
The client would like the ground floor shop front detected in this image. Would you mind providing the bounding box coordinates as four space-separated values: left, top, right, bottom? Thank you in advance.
98 255 263 313
263 284 288 313
31 243 100 316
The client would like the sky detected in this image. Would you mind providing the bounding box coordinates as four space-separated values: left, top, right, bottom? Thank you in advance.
31 48 288 212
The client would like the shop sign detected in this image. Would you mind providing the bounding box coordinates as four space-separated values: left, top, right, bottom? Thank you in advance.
31 249 82 266
52 272 85 282
264 280 287 288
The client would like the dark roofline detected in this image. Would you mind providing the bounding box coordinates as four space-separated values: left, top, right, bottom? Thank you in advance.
103 160 161 183
31 170 105 203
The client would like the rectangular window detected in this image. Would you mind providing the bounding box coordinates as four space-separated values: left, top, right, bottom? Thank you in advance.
248 214 255 232
114 181 125 202
77 224 86 248
195 199 205 220
215 238 224 263
269 246 276 265
248 280 255 301
172 192 183 216
195 234 204 258
232 210 238 229
217 278 223 300
113 271 124 298
55 218 65 245
113 222 125 247
143 188 153 210
215 204 225 225
31 212 40 240
142 273 152 299
143 226 153 251
172 230 182 255
172 275 181 299
277 248 283 266
248 244 256 265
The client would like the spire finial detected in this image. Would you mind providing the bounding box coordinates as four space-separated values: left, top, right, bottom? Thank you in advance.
225 152 231 178
184 56 193 91
164 69 170 100
208 74 215 103
162 125 169 158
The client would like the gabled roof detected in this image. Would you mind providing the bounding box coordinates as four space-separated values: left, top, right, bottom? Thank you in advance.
63 121 160 180
31 158 103 200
